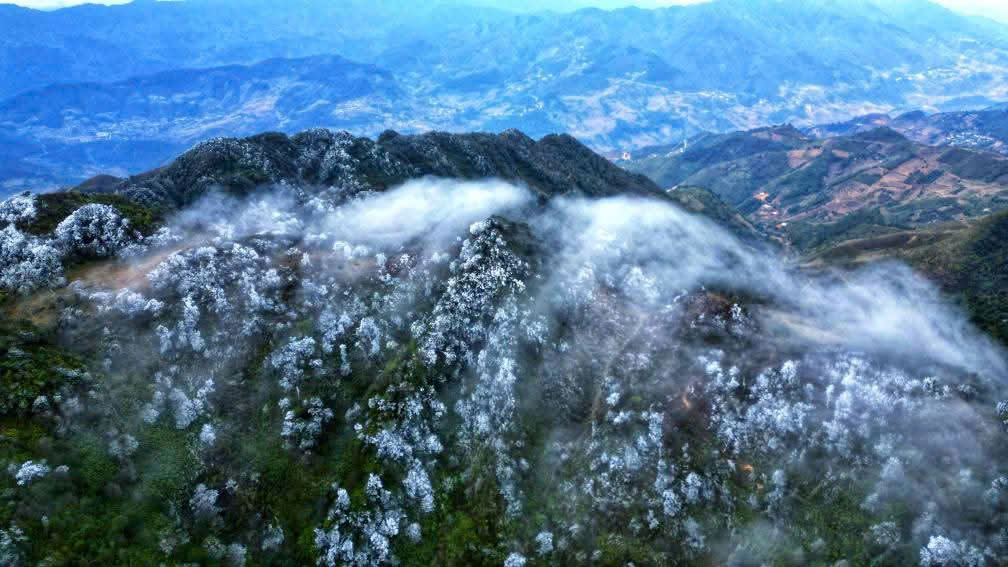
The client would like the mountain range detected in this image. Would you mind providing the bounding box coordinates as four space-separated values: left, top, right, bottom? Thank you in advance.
623 124 1008 228
806 106 1008 155
5 0 1008 192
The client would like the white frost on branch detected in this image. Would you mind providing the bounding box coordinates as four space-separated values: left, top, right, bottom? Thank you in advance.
0 225 64 294
0 192 36 225
54 204 136 258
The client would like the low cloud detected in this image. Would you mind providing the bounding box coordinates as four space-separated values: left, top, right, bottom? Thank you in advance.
543 195 1006 380
320 178 533 248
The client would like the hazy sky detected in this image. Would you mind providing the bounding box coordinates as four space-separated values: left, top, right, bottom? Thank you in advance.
8 0 1008 23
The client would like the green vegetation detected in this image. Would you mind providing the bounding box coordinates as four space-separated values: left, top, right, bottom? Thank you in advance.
0 320 169 563
624 125 1008 235
904 209 1008 344
625 128 802 207
905 169 944 186
772 153 834 209
0 321 87 418
939 148 1008 183
852 127 907 144
1 138 1005 564
785 208 906 252
853 171 883 186
18 192 164 237
668 186 765 242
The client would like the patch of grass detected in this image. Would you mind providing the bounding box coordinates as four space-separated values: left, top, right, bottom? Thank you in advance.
593 533 666 565
70 434 118 492
397 456 509 567
905 169 944 186
136 426 200 503
908 209 1008 344
794 478 875 563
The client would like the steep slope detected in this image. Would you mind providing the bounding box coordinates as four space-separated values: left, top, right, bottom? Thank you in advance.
1 127 1007 565
664 185 766 243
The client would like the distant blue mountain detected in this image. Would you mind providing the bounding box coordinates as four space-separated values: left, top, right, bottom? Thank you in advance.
4 0 1006 99
0 54 405 193
4 0 1008 191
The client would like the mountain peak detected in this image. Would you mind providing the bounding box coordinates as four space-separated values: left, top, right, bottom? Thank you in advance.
90 129 664 209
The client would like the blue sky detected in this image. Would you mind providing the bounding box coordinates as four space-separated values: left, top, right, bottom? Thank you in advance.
8 0 1008 23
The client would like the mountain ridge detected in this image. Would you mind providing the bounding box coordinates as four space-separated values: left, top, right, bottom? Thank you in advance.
806 107 1008 155
85 128 666 209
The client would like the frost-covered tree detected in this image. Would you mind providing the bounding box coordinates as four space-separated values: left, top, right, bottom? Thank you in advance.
280 397 334 451
190 483 222 521
314 476 405 566
270 337 319 392
0 524 26 567
504 552 526 567
0 225 64 294
919 535 985 566
6 177 1008 565
10 460 50 486
535 531 554 555
54 204 136 258
0 192 36 225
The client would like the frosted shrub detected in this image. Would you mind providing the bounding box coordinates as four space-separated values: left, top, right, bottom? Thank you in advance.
261 524 285 551
504 552 526 567
0 524 26 567
535 531 554 555
54 204 136 258
11 460 51 486
281 397 334 451
0 192 36 225
314 477 405 566
200 423 217 448
226 543 247 566
0 225 64 294
270 337 319 392
919 535 985 566
190 483 222 520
